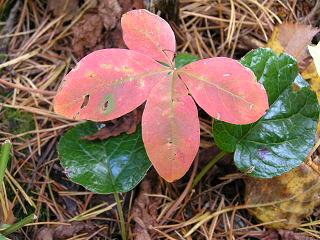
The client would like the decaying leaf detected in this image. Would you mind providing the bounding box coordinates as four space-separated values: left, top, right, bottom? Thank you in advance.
47 0 79 20
84 106 143 140
36 222 96 240
245 163 320 229
302 62 320 102
131 171 161 239
256 229 316 240
72 0 124 57
308 41 320 76
98 0 122 30
266 23 319 67
0 200 16 225
72 11 104 58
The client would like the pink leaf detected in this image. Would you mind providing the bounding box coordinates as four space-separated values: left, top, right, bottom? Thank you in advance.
54 49 169 121
178 58 269 124
121 9 176 65
142 74 200 182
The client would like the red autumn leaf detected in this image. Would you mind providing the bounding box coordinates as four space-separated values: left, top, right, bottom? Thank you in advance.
121 9 176 64
178 58 269 124
142 75 200 182
54 49 169 121
54 9 269 182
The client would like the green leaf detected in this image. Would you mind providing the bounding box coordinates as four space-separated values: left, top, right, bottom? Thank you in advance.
213 48 319 178
175 53 199 69
58 122 151 193
0 234 9 240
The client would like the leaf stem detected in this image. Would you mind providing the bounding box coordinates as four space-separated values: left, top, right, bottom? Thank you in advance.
192 151 227 188
0 140 11 186
113 192 127 240
1 214 37 236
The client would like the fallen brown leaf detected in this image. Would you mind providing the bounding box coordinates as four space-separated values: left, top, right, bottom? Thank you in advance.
256 229 316 240
98 0 122 30
36 222 96 240
245 164 320 229
267 23 319 68
72 10 104 58
47 0 79 21
0 200 16 225
130 171 161 240
84 106 143 140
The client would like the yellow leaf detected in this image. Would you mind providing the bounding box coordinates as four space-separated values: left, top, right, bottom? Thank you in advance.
266 26 284 55
308 42 320 76
245 164 320 229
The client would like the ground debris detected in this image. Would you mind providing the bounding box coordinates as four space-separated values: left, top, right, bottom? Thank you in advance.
72 0 144 58
257 229 317 240
0 200 16 225
267 23 319 69
72 9 104 58
245 164 320 229
35 222 96 240
130 171 161 240
84 107 142 140
47 0 79 20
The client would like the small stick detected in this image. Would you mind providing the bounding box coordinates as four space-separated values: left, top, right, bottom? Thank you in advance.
0 78 56 95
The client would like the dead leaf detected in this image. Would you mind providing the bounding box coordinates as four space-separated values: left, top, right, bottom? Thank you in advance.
72 10 104 58
98 0 122 30
72 0 145 57
130 171 161 240
47 0 79 21
36 222 96 240
84 106 143 140
0 200 16 225
301 61 320 134
308 41 320 76
277 230 317 240
267 23 319 68
256 229 316 240
118 0 144 12
245 164 320 229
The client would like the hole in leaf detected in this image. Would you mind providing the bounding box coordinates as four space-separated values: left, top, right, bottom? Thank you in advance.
81 94 90 109
103 100 109 111
102 94 115 114
73 112 80 120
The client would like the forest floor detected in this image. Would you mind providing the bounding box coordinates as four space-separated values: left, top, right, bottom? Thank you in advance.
0 0 320 239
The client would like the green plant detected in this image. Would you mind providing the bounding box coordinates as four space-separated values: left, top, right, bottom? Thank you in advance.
54 9 268 183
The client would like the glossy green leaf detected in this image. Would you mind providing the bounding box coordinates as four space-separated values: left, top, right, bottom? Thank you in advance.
213 48 319 178
58 122 151 193
175 53 199 69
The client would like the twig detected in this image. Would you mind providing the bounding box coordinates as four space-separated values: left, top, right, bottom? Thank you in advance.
0 78 56 95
